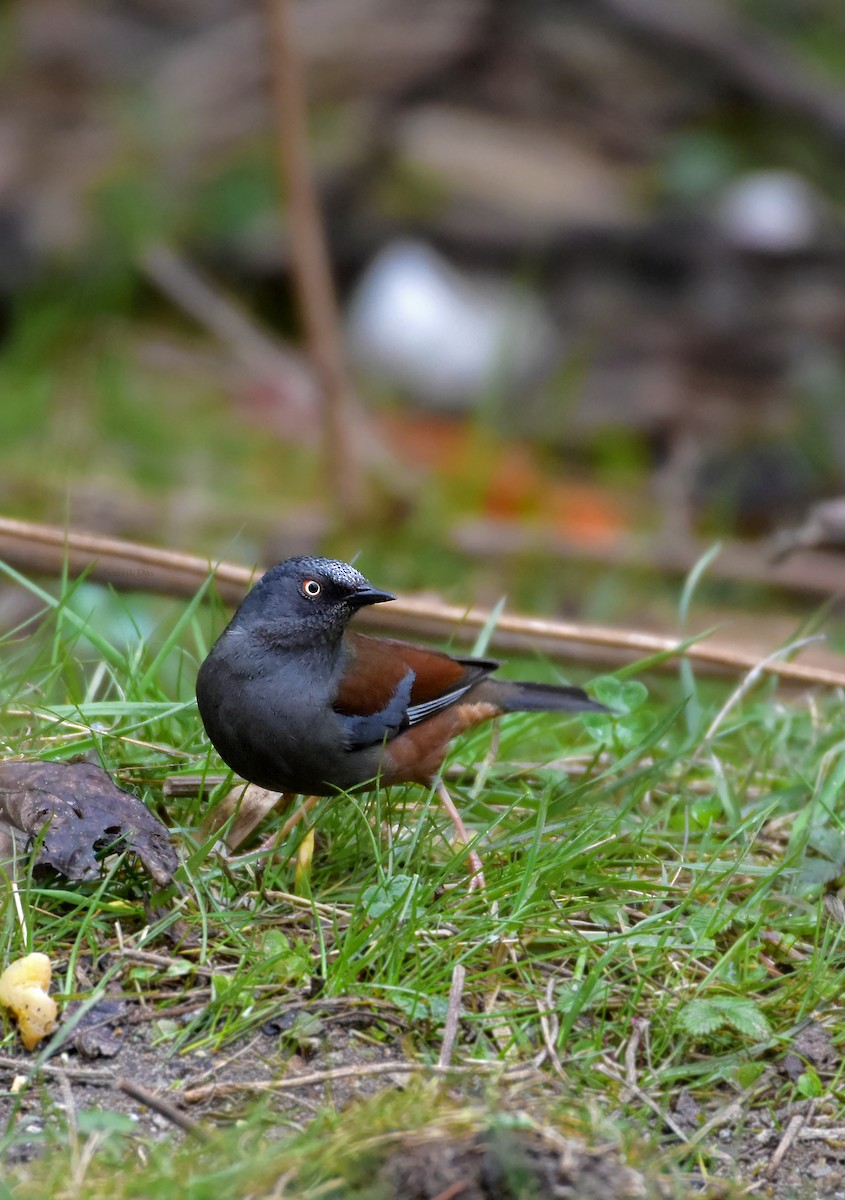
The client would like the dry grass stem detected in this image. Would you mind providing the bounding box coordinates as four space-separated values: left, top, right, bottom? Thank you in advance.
438 964 467 1069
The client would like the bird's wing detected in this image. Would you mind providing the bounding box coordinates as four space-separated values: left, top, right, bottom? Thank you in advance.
336 667 416 750
333 632 498 749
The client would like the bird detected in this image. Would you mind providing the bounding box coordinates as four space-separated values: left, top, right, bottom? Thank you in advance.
196 556 608 883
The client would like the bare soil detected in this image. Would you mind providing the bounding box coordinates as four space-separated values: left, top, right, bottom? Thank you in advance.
3 1003 845 1198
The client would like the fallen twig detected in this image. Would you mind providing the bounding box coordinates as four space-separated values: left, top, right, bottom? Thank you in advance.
117 947 217 978
0 1055 115 1087
0 1053 207 1139
596 1061 690 1145
767 1105 814 1178
118 1076 208 1140
438 964 467 1069
798 1126 845 1143
180 1058 538 1104
536 977 565 1079
0 515 257 604
1 516 845 688
621 1016 649 1100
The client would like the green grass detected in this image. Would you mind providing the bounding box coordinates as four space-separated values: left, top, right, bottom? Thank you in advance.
1 566 844 1197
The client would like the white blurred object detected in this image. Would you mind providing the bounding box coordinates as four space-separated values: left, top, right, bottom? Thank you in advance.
716 170 821 254
346 240 559 406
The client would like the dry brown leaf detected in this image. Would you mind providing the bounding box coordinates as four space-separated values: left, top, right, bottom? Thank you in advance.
0 760 177 885
206 782 286 851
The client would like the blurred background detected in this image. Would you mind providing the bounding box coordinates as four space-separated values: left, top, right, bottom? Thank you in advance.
3 0 845 645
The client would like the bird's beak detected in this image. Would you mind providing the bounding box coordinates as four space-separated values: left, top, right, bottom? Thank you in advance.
349 582 396 608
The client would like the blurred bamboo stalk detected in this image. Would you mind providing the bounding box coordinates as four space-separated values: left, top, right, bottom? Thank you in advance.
265 0 368 521
0 515 844 689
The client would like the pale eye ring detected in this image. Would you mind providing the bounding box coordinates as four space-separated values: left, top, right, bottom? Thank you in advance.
302 579 322 598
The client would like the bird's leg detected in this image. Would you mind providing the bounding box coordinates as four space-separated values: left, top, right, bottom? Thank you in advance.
436 781 486 893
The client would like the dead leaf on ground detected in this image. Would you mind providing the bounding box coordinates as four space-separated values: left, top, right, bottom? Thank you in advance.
0 760 177 885
206 781 286 851
63 997 128 1059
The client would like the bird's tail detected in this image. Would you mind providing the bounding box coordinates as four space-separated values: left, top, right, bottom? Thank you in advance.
494 680 610 715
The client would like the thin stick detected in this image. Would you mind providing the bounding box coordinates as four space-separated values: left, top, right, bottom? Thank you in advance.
798 1127 845 1142
180 1058 536 1104
182 1060 417 1104
264 0 365 520
1 516 844 688
0 514 257 605
766 1106 813 1178
58 1071 79 1167
141 243 397 485
621 1017 649 1100
436 783 486 893
118 1077 209 1140
389 596 845 689
596 1062 690 1144
537 977 565 1079
0 1055 115 1086
117 947 216 978
438 964 467 1069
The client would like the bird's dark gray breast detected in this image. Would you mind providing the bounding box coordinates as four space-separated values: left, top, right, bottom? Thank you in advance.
196 629 381 796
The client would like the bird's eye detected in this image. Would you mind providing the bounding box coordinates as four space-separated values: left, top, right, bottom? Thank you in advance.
301 579 322 598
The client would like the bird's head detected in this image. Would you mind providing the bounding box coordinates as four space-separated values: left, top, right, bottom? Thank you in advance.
230 556 395 646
